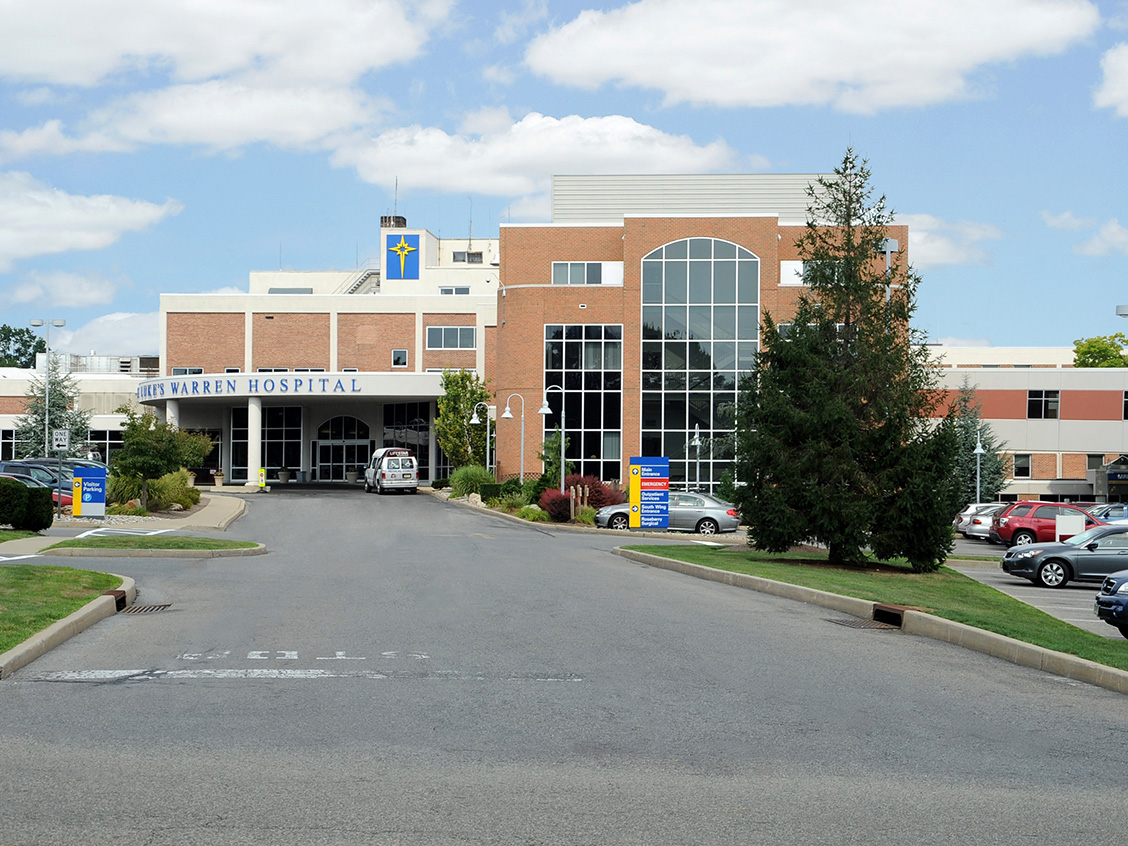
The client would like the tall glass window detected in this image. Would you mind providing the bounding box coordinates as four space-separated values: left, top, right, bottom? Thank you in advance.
542 324 623 481
641 238 759 489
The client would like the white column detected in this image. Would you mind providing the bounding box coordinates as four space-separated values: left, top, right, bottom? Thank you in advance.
245 397 263 490
165 398 179 427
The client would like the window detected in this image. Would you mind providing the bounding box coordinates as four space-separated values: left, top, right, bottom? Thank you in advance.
426 326 476 349
342 367 358 373
1088 454 1105 471
1027 389 1059 419
293 367 325 372
543 324 623 481
440 286 470 295
224 367 241 373
392 349 408 368
552 262 604 285
641 237 759 489
1013 454 1031 478
257 367 289 372
171 367 203 376
453 251 483 263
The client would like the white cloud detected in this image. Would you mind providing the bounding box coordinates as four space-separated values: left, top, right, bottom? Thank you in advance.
494 0 549 45
0 120 129 163
53 312 160 356
897 213 1004 268
1095 43 1128 117
9 271 122 307
0 171 182 272
331 112 736 198
1076 219 1128 256
526 0 1100 113
1042 209 1097 230
482 65 518 86
0 0 449 87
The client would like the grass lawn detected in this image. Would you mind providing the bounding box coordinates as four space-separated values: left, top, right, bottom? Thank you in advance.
0 565 121 654
46 536 258 551
0 529 37 544
626 544 1128 673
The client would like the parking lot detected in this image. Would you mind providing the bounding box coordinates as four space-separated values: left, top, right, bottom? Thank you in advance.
948 538 1121 639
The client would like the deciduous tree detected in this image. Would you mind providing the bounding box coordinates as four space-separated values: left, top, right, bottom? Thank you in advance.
1073 333 1128 367
0 324 45 369
111 407 212 508
434 369 492 469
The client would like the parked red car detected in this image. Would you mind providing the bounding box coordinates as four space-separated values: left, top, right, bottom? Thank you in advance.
990 501 1103 546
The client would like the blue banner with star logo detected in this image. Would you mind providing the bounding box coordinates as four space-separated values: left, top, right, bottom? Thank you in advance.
386 233 419 279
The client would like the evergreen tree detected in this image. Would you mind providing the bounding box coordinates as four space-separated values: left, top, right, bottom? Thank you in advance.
434 369 492 469
14 357 92 457
734 149 959 571
950 380 1008 505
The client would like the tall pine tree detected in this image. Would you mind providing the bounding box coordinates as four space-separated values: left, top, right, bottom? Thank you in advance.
734 149 959 571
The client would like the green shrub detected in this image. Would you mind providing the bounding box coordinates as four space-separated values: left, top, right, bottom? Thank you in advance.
108 503 150 516
0 477 29 528
524 472 555 505
480 483 502 501
575 505 597 525
717 470 737 503
496 494 530 513
499 478 525 499
145 469 201 511
108 473 142 505
432 478 449 490
539 488 573 522
450 465 495 497
515 505 550 523
14 487 53 531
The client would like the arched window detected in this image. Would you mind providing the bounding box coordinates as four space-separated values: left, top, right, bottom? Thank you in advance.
640 238 759 488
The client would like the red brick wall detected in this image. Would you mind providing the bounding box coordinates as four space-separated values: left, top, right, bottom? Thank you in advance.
166 313 245 374
252 313 330 370
0 397 28 414
338 313 415 371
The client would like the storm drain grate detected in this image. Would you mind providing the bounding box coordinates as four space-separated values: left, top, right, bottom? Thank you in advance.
121 604 171 614
826 617 900 630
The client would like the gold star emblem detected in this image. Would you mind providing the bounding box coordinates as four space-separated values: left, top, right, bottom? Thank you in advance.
389 236 417 277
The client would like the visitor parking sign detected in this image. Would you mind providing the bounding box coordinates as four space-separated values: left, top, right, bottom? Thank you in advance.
72 467 107 518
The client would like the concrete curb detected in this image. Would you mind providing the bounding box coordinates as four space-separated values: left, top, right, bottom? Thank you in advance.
41 543 266 559
0 575 136 680
615 547 1128 697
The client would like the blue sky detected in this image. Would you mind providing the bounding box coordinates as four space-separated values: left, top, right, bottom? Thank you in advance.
1 0 1126 356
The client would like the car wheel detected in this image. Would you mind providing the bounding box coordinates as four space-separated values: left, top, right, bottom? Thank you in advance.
364 480 371 493
609 513 629 530
1118 625 1128 640
696 518 719 536
1011 530 1036 546
1036 559 1069 589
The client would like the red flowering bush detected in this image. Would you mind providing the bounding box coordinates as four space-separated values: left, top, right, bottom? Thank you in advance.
539 488 574 522
563 474 624 509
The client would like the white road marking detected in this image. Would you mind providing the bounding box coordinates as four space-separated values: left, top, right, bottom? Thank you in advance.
74 527 174 539
29 669 583 683
0 554 42 562
316 651 366 660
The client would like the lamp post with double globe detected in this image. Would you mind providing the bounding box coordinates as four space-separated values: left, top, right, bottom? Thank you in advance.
537 385 565 493
500 393 526 482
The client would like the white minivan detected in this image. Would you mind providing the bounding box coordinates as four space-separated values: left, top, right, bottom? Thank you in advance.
364 447 418 494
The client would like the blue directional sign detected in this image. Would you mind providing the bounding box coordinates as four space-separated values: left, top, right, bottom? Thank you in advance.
629 456 669 530
72 467 107 518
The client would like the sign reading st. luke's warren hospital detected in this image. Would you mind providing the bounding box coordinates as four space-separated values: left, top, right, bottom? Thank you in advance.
629 456 669 530
135 372 444 404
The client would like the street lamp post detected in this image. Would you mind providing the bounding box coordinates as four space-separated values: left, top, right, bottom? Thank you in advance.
29 319 65 457
538 385 565 493
974 435 986 504
500 393 526 482
469 401 492 473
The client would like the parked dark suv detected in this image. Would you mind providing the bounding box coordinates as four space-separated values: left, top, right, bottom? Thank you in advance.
990 501 1104 546
1095 569 1128 639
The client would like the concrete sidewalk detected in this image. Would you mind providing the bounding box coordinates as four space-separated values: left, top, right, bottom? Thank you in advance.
0 493 247 557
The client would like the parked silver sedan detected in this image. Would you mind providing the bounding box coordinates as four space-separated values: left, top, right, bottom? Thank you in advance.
966 504 1005 541
594 492 741 535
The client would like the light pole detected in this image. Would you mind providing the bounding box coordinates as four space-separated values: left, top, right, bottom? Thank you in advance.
500 393 526 482
692 423 702 491
974 435 986 504
538 384 565 493
29 319 65 456
469 401 492 473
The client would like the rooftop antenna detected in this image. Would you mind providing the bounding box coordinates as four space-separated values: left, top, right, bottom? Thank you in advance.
468 196 473 250
393 177 398 217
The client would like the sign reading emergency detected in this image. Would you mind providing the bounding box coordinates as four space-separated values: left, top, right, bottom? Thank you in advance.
72 467 107 518
629 456 669 530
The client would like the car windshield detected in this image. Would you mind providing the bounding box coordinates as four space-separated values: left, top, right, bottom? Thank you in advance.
1064 526 1116 546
